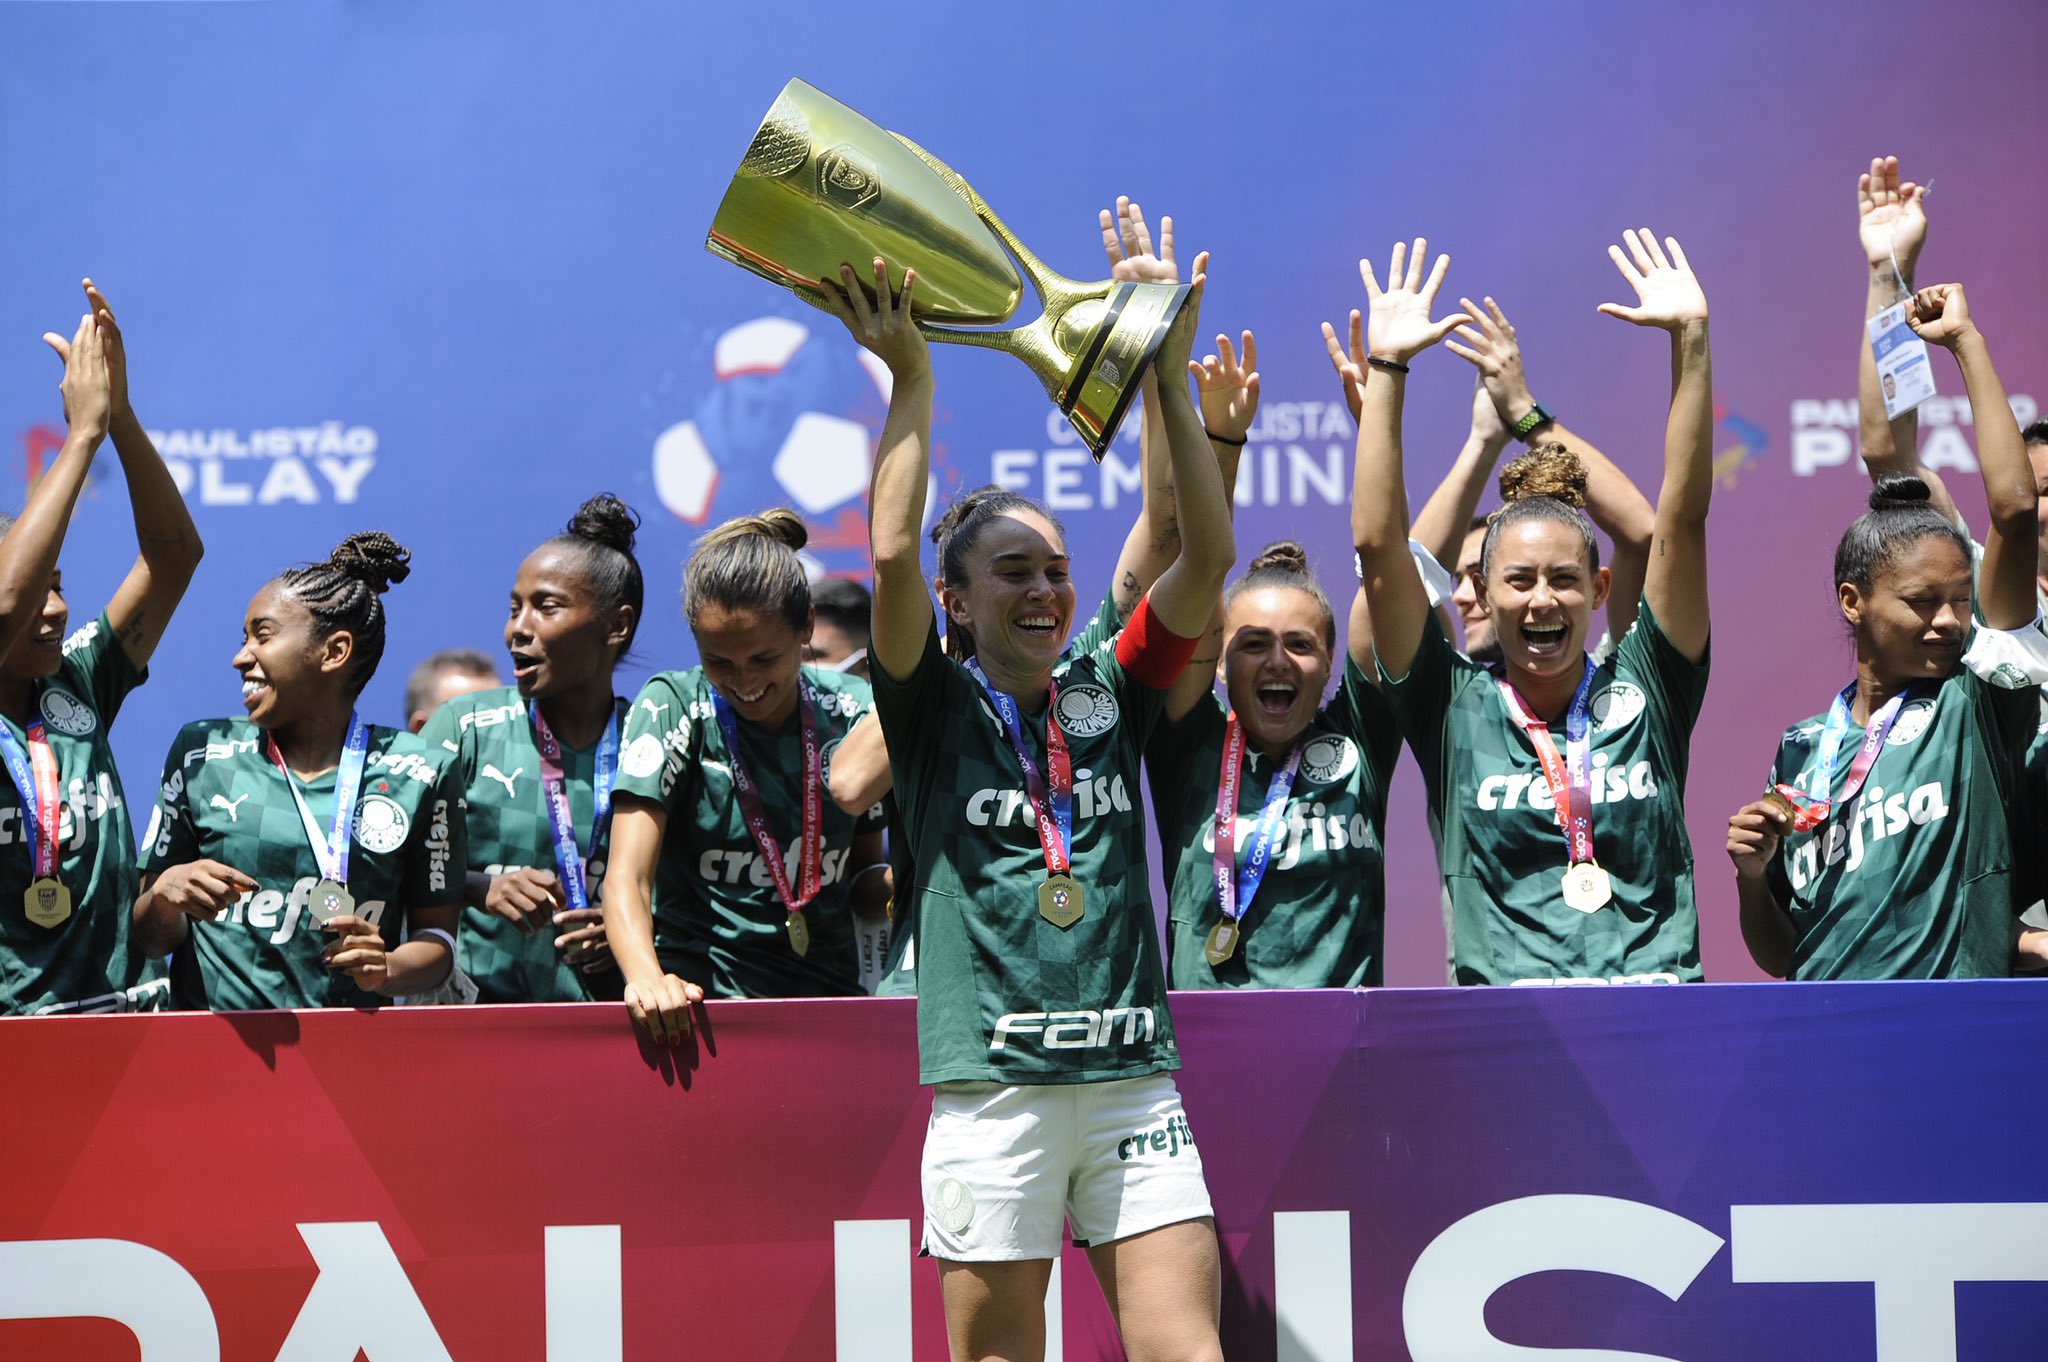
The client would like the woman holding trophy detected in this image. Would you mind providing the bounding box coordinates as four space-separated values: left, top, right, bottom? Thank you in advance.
828 252 1233 1362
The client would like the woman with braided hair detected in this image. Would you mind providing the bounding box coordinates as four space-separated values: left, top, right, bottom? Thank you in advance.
135 532 468 1009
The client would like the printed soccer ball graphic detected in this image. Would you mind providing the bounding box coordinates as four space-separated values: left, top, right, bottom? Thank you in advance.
652 318 895 566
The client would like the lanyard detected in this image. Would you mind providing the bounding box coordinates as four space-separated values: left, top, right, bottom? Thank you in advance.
1212 714 1302 925
711 679 823 915
530 700 619 913
1497 661 1599 867
1774 683 1916 833
265 713 370 886
967 663 1072 876
0 700 62 880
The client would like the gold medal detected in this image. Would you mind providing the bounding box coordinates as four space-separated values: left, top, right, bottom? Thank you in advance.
786 910 811 956
24 876 70 929
308 878 354 925
1760 789 1800 822
1037 873 1084 929
1204 918 1240 967
1561 862 1613 914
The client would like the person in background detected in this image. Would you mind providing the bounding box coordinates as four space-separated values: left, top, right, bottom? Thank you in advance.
806 576 873 680
406 648 501 733
0 281 204 1015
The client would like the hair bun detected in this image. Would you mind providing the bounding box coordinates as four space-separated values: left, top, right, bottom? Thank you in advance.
932 484 1001 545
756 507 808 552
566 493 641 555
1498 442 1589 511
1869 474 1934 513
1247 540 1311 575
327 531 411 594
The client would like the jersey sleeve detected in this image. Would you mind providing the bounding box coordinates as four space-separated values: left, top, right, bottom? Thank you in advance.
1329 651 1404 804
1958 627 2046 803
1067 589 1124 663
1377 610 1461 796
61 612 147 727
614 674 696 813
138 726 203 874
400 756 467 914
1145 689 1224 845
870 620 955 837
1612 595 1712 734
825 672 889 833
416 699 470 768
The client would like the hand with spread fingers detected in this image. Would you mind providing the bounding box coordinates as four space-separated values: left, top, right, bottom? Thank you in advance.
1445 296 1538 424
820 257 929 380
1100 196 1181 285
1361 238 1472 364
1319 309 1367 424
1193 330 1260 445
1596 228 1708 331
1857 154 1927 275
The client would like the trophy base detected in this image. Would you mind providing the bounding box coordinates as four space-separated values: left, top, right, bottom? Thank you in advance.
1058 281 1192 461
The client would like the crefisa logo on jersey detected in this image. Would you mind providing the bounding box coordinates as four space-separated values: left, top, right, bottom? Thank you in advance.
353 795 410 854
38 686 96 738
650 317 899 577
1052 682 1119 738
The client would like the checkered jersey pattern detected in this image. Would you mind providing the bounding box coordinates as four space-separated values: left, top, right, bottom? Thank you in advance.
421 687 625 1003
141 718 466 1009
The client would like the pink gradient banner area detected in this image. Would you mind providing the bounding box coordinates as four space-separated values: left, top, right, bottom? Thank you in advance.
1 3 2045 984
4 989 2047 1360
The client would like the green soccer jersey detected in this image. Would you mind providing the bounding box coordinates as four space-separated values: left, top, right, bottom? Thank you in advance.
1763 640 2037 980
1383 599 1710 984
1147 654 1402 989
141 719 467 1010
420 686 627 1003
0 613 151 1014
872 619 1174 1086
612 667 880 999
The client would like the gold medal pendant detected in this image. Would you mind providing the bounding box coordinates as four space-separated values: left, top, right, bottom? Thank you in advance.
1204 918 1240 968
24 876 71 929
1038 873 1084 929
308 879 355 925
786 911 811 956
1561 862 1613 914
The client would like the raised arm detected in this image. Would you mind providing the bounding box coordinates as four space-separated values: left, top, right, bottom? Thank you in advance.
1853 157 1958 522
1140 275 1236 637
1162 329 1259 720
1447 295 1655 636
1905 284 2035 629
828 258 933 681
1350 239 1472 680
1409 373 1509 572
0 313 110 663
70 282 204 668
1099 199 1201 621
1598 228 1711 663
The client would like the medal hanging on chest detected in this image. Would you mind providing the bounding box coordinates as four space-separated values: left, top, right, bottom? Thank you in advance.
530 699 621 921
970 664 1084 929
1 700 72 929
268 713 370 926
1768 681 1917 835
1498 662 1612 914
1205 714 1303 966
713 680 823 956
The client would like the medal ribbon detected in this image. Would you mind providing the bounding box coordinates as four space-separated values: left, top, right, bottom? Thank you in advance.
1772 682 1916 833
711 678 822 915
265 712 370 887
530 700 620 914
967 663 1072 876
1212 714 1303 925
0 702 63 881
1497 660 1599 868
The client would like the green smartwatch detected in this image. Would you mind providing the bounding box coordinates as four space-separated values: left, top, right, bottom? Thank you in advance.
1510 403 1555 442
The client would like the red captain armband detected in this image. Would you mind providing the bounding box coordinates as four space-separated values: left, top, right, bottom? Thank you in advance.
1116 596 1202 689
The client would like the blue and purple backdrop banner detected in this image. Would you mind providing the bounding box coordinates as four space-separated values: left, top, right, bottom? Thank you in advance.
2 987 2044 1359
2 0 2045 984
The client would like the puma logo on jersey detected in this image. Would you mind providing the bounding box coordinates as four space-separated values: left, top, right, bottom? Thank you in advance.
638 698 670 726
481 764 522 798
210 793 250 822
989 1006 1155 1053
1475 757 1659 811
1784 780 1951 887
966 769 1132 827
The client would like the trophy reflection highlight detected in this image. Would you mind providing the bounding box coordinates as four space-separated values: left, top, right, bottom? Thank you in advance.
707 79 1190 459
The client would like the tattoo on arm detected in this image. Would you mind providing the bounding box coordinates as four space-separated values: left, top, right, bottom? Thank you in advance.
119 610 147 649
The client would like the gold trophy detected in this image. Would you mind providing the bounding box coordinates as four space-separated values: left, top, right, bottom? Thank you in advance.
707 78 1190 459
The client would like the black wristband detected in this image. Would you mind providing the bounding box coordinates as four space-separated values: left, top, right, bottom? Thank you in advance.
1365 355 1411 374
1205 429 1248 447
